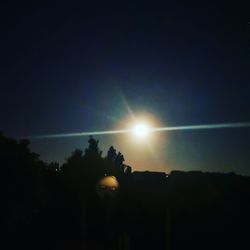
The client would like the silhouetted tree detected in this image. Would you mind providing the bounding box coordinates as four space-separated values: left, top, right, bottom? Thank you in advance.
107 146 117 162
1 133 135 249
0 134 47 249
84 136 102 158
115 152 125 168
47 162 60 172
60 149 85 195
3 132 250 250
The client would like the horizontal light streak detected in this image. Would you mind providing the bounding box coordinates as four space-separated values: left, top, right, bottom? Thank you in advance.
23 122 250 140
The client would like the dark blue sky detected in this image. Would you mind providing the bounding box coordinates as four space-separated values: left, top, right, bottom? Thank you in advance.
1 1 250 174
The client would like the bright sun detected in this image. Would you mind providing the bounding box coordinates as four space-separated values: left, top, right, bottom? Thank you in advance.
133 123 150 138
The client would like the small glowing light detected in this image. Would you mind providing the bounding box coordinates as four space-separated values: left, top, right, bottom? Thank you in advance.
96 176 119 198
133 123 150 137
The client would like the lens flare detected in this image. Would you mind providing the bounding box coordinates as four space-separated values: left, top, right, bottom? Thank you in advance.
22 122 250 140
133 123 150 137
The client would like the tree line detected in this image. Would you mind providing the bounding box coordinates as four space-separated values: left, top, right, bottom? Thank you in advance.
0 133 131 249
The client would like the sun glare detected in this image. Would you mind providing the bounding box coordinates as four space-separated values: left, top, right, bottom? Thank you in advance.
133 123 150 138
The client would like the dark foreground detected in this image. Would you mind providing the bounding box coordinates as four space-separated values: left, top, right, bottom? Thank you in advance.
1 134 250 250
3 170 250 250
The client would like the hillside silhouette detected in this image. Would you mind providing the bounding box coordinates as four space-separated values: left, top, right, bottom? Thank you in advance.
1 133 250 250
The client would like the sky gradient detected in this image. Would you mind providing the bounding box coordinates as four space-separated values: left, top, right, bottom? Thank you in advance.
1 1 250 175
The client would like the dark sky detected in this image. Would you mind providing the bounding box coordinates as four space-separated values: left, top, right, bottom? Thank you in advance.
1 1 250 175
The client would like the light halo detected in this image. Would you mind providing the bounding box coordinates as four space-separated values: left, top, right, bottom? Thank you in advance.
133 123 150 138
